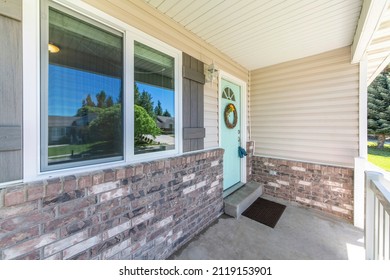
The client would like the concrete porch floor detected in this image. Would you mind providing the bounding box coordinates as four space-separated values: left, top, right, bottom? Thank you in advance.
168 195 365 260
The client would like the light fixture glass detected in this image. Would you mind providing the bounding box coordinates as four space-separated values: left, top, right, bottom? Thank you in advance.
48 43 60 53
205 62 218 84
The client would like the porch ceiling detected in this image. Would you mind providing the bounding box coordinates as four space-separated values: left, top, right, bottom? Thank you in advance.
143 0 363 70
367 3 390 84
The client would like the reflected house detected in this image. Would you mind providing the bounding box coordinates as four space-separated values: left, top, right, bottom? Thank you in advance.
48 114 97 145
156 115 174 134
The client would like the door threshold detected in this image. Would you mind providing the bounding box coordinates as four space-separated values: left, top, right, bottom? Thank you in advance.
223 182 245 198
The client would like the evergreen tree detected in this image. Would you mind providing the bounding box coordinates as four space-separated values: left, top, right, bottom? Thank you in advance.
162 109 171 117
96 91 106 108
85 94 95 107
134 84 141 105
134 84 155 118
154 100 163 116
106 96 114 108
368 72 390 149
139 90 154 117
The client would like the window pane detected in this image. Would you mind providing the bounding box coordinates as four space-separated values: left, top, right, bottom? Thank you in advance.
134 42 175 155
45 7 123 167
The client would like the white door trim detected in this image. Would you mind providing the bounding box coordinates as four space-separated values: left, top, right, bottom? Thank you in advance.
218 70 248 184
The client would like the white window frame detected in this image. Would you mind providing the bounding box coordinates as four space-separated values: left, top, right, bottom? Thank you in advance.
23 0 182 182
40 1 126 172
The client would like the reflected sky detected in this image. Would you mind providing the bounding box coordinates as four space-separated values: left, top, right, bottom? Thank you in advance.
136 82 174 117
48 65 174 117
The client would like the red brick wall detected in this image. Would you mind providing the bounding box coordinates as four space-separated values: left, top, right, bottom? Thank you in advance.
252 156 354 222
0 149 224 259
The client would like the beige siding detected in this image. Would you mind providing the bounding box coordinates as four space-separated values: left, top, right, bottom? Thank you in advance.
250 47 359 167
0 0 22 21
84 0 248 81
204 80 219 149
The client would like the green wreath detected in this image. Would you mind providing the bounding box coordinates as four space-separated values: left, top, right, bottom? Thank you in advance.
224 103 238 129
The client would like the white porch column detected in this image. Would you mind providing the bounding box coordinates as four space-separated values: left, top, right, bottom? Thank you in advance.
354 54 368 229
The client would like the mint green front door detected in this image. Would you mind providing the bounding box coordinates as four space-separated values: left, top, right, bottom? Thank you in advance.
221 78 241 191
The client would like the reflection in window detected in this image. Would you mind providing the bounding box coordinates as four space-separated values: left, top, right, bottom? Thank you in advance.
44 7 123 168
134 42 175 154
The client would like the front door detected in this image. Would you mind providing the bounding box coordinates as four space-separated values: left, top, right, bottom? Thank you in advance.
220 78 241 191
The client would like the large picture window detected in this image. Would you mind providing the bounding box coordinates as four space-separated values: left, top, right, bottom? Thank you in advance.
41 5 124 171
40 1 180 172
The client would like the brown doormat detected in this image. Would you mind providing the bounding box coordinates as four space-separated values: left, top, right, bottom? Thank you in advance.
242 197 286 228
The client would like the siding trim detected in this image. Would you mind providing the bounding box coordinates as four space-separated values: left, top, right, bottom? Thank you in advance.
351 0 388 64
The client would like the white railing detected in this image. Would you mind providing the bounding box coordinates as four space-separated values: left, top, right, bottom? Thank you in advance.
365 171 390 260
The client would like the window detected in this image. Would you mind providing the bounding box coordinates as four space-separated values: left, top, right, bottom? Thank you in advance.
41 4 124 171
134 42 175 154
39 1 180 173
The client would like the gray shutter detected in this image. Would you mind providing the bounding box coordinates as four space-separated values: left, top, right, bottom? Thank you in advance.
182 53 205 152
0 9 22 183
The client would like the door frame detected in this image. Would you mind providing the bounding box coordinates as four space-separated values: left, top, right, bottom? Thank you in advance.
218 71 248 186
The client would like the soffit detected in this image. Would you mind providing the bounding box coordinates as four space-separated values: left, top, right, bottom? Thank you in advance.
367 3 390 84
143 0 363 70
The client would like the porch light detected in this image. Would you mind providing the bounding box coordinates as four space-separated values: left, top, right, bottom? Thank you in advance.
48 43 60 53
206 62 219 84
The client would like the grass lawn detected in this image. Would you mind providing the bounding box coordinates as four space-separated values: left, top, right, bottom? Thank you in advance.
48 141 115 157
368 141 390 171
48 143 97 157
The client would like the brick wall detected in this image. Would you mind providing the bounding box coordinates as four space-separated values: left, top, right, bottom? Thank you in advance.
0 149 224 260
252 156 354 222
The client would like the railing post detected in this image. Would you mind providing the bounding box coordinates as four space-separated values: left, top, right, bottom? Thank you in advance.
365 171 383 260
355 157 366 229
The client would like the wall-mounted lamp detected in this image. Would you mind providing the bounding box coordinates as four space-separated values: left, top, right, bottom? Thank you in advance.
48 43 60 53
205 62 218 85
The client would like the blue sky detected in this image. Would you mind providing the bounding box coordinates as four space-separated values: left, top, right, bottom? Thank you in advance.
136 82 175 116
48 65 121 116
49 65 175 117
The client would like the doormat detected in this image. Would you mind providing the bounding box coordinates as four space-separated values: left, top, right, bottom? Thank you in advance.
242 197 286 228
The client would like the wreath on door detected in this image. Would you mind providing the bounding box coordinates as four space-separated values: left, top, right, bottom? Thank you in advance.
224 103 238 129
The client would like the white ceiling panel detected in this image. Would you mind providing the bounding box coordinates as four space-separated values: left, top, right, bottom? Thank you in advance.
144 0 363 70
367 3 390 84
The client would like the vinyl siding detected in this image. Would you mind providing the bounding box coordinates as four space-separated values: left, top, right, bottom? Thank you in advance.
250 47 359 167
204 79 218 149
84 0 248 82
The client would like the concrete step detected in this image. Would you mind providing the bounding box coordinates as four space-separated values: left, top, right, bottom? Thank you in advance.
224 181 263 218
